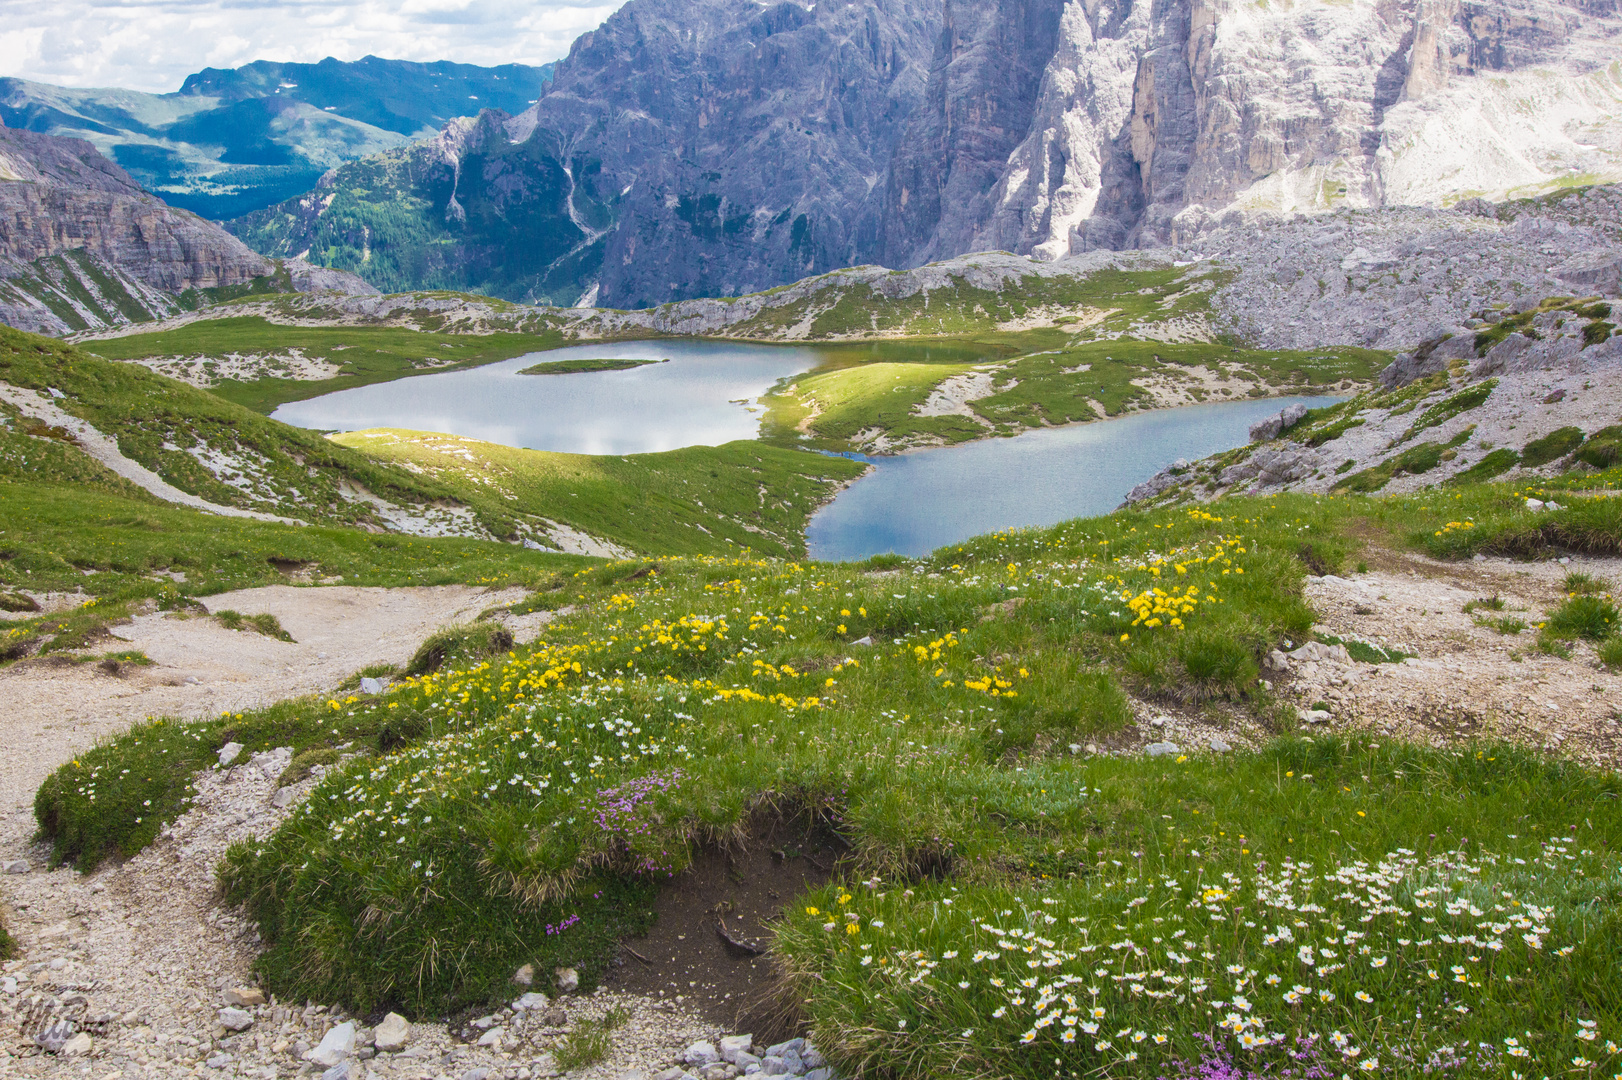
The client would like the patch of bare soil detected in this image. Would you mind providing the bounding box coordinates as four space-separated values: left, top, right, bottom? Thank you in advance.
1277 549 1622 763
605 810 843 1036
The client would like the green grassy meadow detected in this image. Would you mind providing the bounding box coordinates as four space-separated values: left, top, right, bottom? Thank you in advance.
80 315 575 413
28 473 1622 1078
330 429 866 559
763 338 1387 452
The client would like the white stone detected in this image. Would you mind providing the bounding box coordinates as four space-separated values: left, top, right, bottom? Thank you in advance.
1146 741 1180 757
305 1021 357 1067
224 985 266 1007
512 992 549 1011
218 1007 254 1031
685 1041 720 1066
374 1012 411 1052
61 1031 93 1056
217 741 244 767
554 967 579 992
476 1027 505 1047
720 1034 754 1063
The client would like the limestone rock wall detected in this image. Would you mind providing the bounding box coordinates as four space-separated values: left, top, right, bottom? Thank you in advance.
915 0 1622 262
0 126 273 294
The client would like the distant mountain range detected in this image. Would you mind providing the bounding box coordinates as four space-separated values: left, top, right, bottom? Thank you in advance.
224 0 1622 311
0 57 555 220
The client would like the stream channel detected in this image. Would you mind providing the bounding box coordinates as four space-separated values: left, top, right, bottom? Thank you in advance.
272 342 1338 561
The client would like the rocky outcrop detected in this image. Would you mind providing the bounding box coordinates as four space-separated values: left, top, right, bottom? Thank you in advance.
0 125 273 292
0 125 279 334
980 0 1622 258
1193 183 1622 351
882 0 1068 267
0 125 380 335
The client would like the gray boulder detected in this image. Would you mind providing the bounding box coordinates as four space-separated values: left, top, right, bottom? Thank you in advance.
218 1007 254 1031
1552 250 1622 296
305 1022 357 1067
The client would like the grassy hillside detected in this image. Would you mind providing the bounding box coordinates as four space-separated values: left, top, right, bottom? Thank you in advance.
764 336 1388 453
0 479 585 661
1 325 460 527
725 264 1219 342
33 469 1622 1078
333 429 867 559
81 313 576 413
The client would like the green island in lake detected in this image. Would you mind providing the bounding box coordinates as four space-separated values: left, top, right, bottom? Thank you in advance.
518 357 671 376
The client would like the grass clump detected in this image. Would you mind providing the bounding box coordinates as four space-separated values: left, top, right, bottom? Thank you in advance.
1576 426 1622 469
1403 379 1495 440
1478 615 1529 635
1599 637 1622 671
1563 571 1609 595
1544 595 1618 641
1343 639 1411 663
553 1007 631 1070
1521 426 1586 468
1447 447 1521 484
406 622 515 676
215 610 295 642
0 591 40 613
33 718 217 870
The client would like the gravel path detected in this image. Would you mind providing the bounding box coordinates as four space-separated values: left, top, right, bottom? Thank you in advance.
1278 551 1622 763
0 584 720 1079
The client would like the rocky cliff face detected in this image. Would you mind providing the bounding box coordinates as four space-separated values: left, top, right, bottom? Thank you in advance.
969 0 1622 259
509 0 944 307
0 126 273 292
881 0 1068 267
235 0 1622 309
0 125 370 336
235 0 943 308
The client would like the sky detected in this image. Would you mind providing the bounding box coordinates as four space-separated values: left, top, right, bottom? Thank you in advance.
0 0 622 93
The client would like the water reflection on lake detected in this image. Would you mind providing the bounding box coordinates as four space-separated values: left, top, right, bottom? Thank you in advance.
806 396 1343 561
272 339 1004 456
272 341 817 455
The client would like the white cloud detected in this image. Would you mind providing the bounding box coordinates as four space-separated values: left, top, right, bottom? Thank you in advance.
0 0 620 93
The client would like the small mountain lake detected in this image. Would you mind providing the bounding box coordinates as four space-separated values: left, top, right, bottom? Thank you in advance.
805 395 1343 561
274 342 1338 562
271 339 990 455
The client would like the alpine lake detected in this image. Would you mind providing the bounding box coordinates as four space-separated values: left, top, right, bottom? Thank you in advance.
273 341 1340 560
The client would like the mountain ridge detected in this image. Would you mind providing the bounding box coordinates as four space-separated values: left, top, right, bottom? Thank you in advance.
0 56 554 220
228 0 1622 309
0 125 376 336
